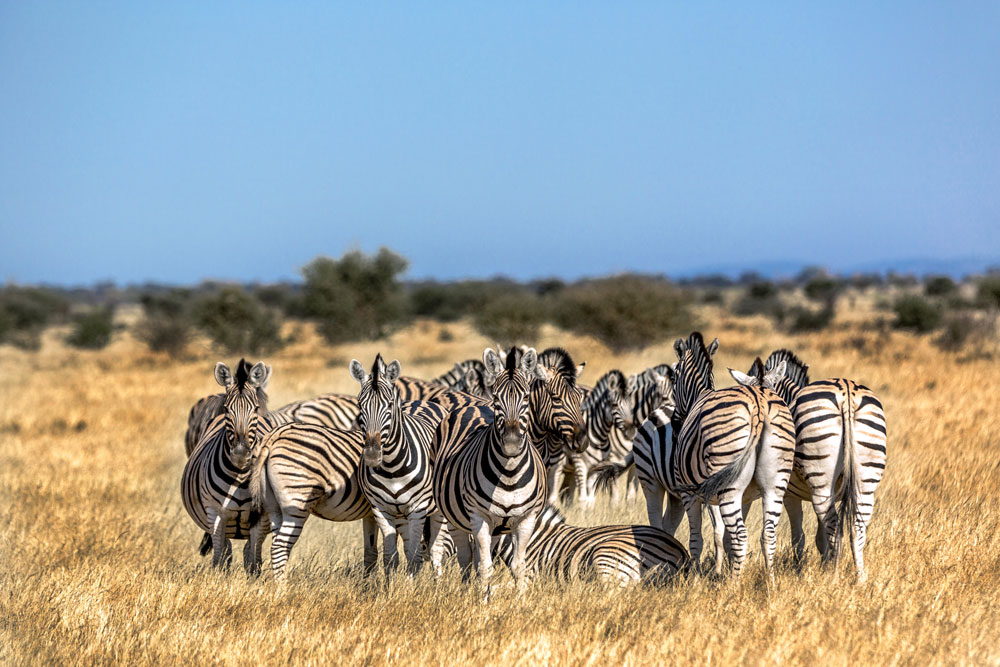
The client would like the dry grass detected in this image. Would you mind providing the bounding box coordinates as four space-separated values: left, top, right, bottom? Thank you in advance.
2 308 999 665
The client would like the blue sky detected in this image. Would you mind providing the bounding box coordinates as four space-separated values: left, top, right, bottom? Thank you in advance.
1 3 998 285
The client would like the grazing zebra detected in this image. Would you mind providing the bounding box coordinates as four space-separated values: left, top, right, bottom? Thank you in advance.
432 347 549 596
669 332 796 579
492 505 689 585
249 421 376 582
349 354 448 575
533 348 586 504
737 350 887 582
181 359 289 573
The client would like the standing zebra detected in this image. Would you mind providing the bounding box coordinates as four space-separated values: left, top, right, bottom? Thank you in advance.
533 348 586 504
563 370 625 506
249 420 376 582
181 359 288 573
492 505 689 585
183 365 271 457
669 332 796 579
432 347 549 596
432 359 487 393
349 354 448 575
736 350 887 582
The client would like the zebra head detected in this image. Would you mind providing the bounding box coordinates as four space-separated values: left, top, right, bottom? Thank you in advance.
615 366 675 438
214 359 270 470
606 370 637 436
483 346 544 457
670 332 719 442
729 357 788 393
532 347 587 451
763 349 810 405
349 354 402 467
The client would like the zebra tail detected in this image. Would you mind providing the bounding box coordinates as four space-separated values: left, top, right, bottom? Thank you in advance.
835 391 861 559
588 450 634 494
686 417 764 504
249 444 270 512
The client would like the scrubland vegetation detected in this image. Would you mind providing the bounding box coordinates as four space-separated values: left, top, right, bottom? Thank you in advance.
2 250 1000 664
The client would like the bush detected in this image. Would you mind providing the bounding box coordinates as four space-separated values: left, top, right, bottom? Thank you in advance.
924 275 957 298
553 275 693 352
67 307 115 349
803 275 841 304
473 293 545 345
0 286 70 348
302 248 410 343
977 276 1000 310
787 306 835 333
893 294 943 333
935 313 994 352
191 287 283 354
848 272 884 290
732 281 785 322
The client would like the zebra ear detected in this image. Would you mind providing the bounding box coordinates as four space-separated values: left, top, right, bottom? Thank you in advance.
763 360 787 389
349 359 367 384
707 338 720 356
521 347 546 381
575 362 586 379
248 362 268 388
215 362 235 389
626 373 639 395
651 372 671 397
673 338 686 360
259 365 273 390
483 348 503 386
728 368 759 387
384 360 402 383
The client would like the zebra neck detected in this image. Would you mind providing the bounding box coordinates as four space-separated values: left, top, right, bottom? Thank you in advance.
377 408 410 465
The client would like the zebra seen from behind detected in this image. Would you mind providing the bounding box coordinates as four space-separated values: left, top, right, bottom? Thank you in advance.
349 354 448 575
432 347 549 597
735 349 887 582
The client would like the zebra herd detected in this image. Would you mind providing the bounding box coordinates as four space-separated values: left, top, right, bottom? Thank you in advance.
180 333 887 595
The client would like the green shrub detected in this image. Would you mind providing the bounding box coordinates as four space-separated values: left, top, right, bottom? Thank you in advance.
67 307 115 349
733 281 785 322
191 287 283 354
804 275 841 304
0 286 70 348
787 306 835 333
473 293 545 345
893 294 943 333
553 275 693 352
302 248 410 343
924 275 956 298
935 313 994 352
977 276 1000 310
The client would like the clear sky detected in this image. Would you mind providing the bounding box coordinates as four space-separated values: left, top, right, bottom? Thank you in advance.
1 3 998 285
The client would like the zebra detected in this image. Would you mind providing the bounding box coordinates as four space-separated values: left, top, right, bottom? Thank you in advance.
532 348 586 505
492 505 689 585
562 370 625 506
277 393 359 431
248 421 377 582
668 332 796 579
181 359 290 573
349 354 449 575
735 349 887 582
431 347 549 596
432 359 487 393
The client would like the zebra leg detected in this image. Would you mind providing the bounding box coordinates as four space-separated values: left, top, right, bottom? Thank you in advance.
571 453 593 507
371 508 400 575
454 531 474 581
784 497 805 566
643 483 666 530
851 504 872 583
270 510 308 583
716 488 750 578
625 467 639 502
810 491 838 566
245 518 266 576
208 509 231 570
401 515 424 576
546 463 562 505
426 514 447 578
682 495 705 569
470 514 495 598
509 514 537 594
362 515 379 577
706 503 725 575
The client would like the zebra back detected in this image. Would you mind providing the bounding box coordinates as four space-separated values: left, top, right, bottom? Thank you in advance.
277 393 359 430
184 393 224 457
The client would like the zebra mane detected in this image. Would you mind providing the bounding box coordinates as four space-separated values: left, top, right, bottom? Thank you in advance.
536 504 567 530
672 331 716 426
230 358 269 413
538 347 579 384
504 346 519 372
371 353 383 383
748 357 766 382
234 358 251 389
584 369 625 409
766 349 810 388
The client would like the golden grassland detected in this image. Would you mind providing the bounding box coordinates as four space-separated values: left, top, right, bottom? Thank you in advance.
2 302 1000 665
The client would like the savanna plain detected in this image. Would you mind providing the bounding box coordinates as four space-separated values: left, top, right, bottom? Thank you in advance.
2 301 999 665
